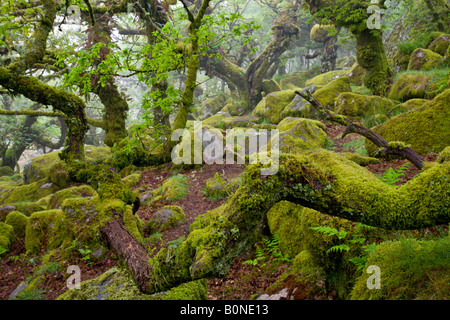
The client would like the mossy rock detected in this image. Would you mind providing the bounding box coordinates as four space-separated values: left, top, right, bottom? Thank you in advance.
282 85 321 119
397 98 428 111
344 63 366 86
204 174 242 200
392 50 411 73
304 70 347 86
5 211 29 238
147 205 186 233
272 117 328 155
407 48 444 71
0 221 15 252
335 92 396 118
266 200 358 272
437 146 450 163
121 173 141 188
57 267 208 300
22 145 111 185
279 67 322 90
46 185 98 210
0 166 14 177
252 90 297 124
428 34 450 56
313 76 352 110
261 78 282 95
388 72 433 101
350 237 450 300
222 115 260 128
25 209 67 253
153 174 189 202
202 113 231 128
199 93 228 119
0 179 59 206
336 56 356 69
366 89 450 155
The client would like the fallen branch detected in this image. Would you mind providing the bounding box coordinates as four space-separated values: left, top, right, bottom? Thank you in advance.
294 89 424 170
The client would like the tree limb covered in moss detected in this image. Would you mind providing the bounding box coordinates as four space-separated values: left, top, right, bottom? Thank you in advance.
106 149 448 294
294 89 424 170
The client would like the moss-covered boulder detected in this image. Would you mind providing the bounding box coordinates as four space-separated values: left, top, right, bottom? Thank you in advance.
202 113 231 128
222 115 260 128
0 166 14 177
397 98 428 111
304 70 347 86
388 72 433 101
0 179 59 206
25 209 66 253
313 76 352 110
279 67 321 90
147 205 186 233
204 174 242 200
252 90 297 124
392 50 411 74
198 93 228 119
344 63 366 86
5 211 29 238
350 237 450 300
22 145 111 185
45 185 98 210
366 89 450 155
407 48 444 71
0 222 15 252
282 85 321 119
57 267 208 300
221 98 246 116
335 92 397 118
428 34 450 56
261 78 282 95
271 117 328 155
152 174 189 202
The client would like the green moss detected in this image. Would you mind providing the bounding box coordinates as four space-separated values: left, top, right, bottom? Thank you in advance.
204 175 241 200
22 146 111 185
252 90 297 124
344 63 366 86
202 113 231 128
437 146 450 163
0 221 15 251
313 76 352 110
222 115 260 128
47 185 98 209
279 67 321 90
56 267 208 300
350 237 450 300
261 78 282 95
408 48 444 71
153 174 189 202
340 152 381 166
5 211 29 238
121 173 141 188
335 92 396 118
25 209 66 253
428 34 450 56
367 89 450 155
272 117 328 154
0 166 14 177
310 24 336 43
0 179 59 205
123 205 144 243
398 98 428 111
304 70 347 87
146 205 186 233
388 72 434 101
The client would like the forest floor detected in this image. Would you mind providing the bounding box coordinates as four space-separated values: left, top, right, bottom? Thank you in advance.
0 122 438 300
